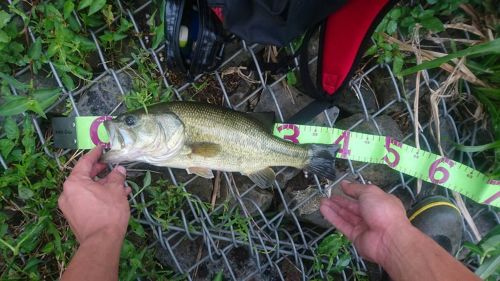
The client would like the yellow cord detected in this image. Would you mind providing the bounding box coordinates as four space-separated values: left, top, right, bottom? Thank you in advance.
409 201 460 222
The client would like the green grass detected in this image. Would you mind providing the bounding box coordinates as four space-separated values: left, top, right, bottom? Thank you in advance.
463 225 500 281
370 0 500 177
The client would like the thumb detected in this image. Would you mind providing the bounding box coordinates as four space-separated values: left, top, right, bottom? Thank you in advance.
104 165 127 185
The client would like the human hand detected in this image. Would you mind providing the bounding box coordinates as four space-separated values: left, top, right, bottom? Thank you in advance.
58 146 132 245
320 181 411 264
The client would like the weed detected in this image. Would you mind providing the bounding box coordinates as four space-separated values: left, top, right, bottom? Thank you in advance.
0 7 28 74
0 117 68 279
312 233 367 281
99 17 133 49
0 2 165 278
463 225 500 281
391 2 500 177
0 75 61 117
367 0 466 75
123 50 173 111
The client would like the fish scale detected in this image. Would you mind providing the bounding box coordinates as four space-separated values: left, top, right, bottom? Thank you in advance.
100 102 338 188
155 102 309 173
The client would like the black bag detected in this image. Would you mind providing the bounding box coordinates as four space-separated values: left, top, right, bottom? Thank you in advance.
207 0 347 46
165 0 225 78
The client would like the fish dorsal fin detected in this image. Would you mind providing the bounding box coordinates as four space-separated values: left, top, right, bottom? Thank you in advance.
189 142 221 157
245 167 276 188
246 112 276 133
187 167 214 179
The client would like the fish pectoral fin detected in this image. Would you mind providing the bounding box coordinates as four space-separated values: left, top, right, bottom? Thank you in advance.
189 142 221 157
180 145 192 155
245 167 276 188
187 167 214 179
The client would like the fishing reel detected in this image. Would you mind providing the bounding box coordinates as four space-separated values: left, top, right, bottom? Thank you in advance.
164 0 225 78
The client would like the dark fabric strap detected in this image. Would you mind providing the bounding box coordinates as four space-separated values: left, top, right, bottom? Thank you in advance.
286 100 333 124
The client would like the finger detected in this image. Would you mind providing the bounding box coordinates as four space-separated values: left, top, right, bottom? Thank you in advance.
331 195 361 216
340 180 367 199
320 199 354 239
90 162 107 178
72 146 103 178
320 197 336 209
125 186 132 195
57 193 66 210
102 165 126 186
323 197 361 224
329 200 362 225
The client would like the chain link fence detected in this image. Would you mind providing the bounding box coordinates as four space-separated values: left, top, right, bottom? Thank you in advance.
1 0 498 280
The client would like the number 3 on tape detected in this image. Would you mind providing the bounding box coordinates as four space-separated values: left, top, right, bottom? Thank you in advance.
277 124 300 143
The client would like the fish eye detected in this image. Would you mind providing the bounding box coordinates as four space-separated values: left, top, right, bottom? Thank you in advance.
124 115 136 126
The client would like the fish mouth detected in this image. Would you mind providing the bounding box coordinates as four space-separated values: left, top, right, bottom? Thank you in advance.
104 121 124 150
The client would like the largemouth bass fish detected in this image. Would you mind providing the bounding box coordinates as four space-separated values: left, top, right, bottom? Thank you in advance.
102 102 339 188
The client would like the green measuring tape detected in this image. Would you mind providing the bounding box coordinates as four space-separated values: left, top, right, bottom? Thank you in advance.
52 116 500 208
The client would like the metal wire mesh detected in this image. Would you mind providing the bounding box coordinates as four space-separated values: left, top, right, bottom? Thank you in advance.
2 0 499 280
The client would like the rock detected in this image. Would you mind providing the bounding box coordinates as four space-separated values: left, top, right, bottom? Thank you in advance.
223 174 274 215
390 185 414 210
15 71 64 115
467 205 498 238
223 40 265 68
75 71 133 116
279 258 302 281
364 261 384 281
335 113 404 139
371 67 415 114
307 106 340 126
332 85 379 115
335 113 404 189
171 170 273 215
275 167 302 189
301 27 321 86
169 169 229 205
17 71 59 91
282 172 329 228
228 79 255 111
254 83 314 121
155 237 205 274
156 238 273 281
423 116 455 155
283 171 358 228
185 176 225 204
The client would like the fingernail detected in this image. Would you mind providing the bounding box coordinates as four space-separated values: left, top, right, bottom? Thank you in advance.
326 187 332 198
341 180 351 185
115 165 126 176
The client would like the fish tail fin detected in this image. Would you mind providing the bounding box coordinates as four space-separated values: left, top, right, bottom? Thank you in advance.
304 144 339 180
